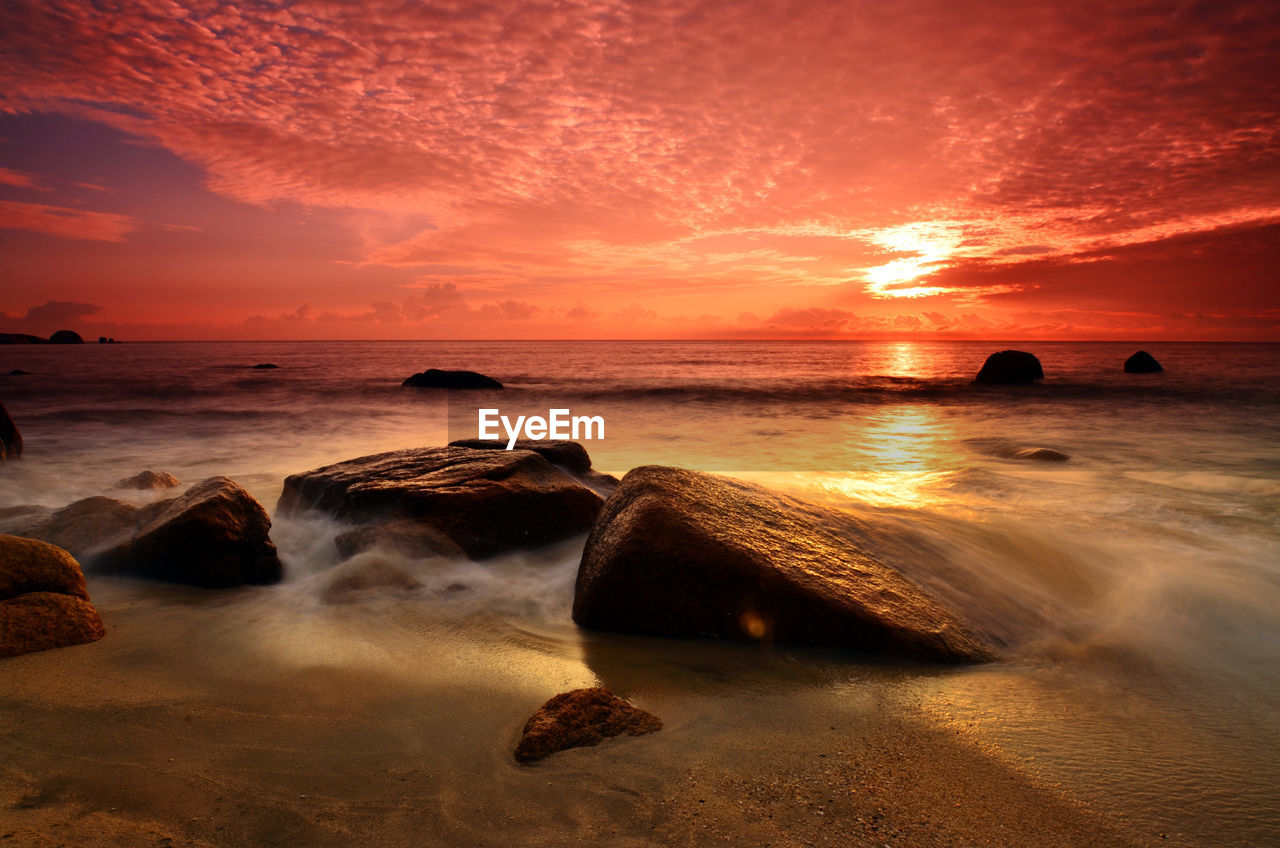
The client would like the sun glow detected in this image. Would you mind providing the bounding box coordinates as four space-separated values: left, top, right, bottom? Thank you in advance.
862 222 962 299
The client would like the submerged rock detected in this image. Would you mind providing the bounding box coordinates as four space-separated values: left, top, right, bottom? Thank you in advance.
279 446 604 560
0 402 21 459
573 466 996 663
1013 447 1070 462
49 330 84 344
401 368 502 389
250 363 279 369
94 477 282 588
26 496 140 559
6 369 31 376
0 535 105 658
1124 350 1163 373
334 519 465 560
514 687 662 763
974 350 1044 384
114 470 181 490
319 555 423 605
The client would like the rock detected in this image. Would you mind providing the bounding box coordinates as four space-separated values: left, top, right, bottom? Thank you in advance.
6 369 31 376
0 402 21 459
401 369 502 389
0 505 54 535
250 363 279 369
514 687 662 763
26 496 140 559
0 535 105 658
114 470 182 490
573 466 996 663
48 330 84 344
278 446 604 560
448 438 620 497
1013 447 1070 462
93 477 282 588
319 555 423 605
0 333 47 344
974 350 1044 384
334 519 465 560
1124 350 1162 373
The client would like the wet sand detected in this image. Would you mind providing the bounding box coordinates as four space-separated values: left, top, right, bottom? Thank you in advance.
1 576 1145 848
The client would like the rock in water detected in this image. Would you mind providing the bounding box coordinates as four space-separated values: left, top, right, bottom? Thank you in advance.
49 330 84 344
0 402 21 459
448 438 620 497
94 477 282 588
401 369 502 389
1124 350 1163 373
0 333 48 344
1014 447 1070 462
974 350 1044 384
114 470 181 490
573 466 996 663
514 687 662 763
250 363 279 369
26 496 140 559
319 555 423 605
0 535 105 658
278 446 604 560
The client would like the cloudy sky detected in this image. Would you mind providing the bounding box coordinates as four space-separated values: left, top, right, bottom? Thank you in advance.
0 0 1276 340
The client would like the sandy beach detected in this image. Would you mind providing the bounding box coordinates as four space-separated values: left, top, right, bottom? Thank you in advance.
1 571 1147 848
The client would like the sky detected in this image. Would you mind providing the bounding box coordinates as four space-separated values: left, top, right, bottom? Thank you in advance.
0 0 1276 341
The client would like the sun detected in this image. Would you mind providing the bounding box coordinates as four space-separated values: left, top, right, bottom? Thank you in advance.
862 222 960 298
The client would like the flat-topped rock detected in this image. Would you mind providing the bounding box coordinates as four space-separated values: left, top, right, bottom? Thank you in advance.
0 535 105 658
573 466 996 663
402 369 502 389
279 446 604 560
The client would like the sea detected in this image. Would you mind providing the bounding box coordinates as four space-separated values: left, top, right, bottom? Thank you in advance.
1 339 1277 846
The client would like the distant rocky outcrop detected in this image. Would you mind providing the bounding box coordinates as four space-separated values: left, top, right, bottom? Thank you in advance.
1124 350 1163 373
93 477 282 588
114 470 181 490
0 535 105 658
1013 447 1070 462
0 333 47 344
573 466 996 663
278 445 605 560
49 330 85 344
250 363 279 369
6 369 31 376
514 687 662 763
401 369 502 389
96 337 117 344
1 402 21 459
974 350 1044 384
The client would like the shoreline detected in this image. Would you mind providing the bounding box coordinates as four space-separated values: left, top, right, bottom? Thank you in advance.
1 576 1146 848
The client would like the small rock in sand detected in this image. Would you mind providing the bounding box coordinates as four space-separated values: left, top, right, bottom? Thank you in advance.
515 687 662 763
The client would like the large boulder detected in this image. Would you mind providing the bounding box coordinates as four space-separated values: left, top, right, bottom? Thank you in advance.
0 535 105 658
974 350 1044 384
0 402 21 459
1124 350 1163 373
278 446 604 560
93 477 282 588
514 687 662 763
49 330 85 344
448 438 619 497
573 466 996 663
401 368 502 389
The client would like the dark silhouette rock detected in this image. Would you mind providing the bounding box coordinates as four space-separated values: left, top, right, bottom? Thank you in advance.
1013 447 1070 462
0 333 47 344
573 466 996 663
402 369 502 389
114 470 181 490
93 477 282 588
514 687 661 763
6 369 31 376
1124 350 1163 373
250 363 279 369
26 496 140 559
974 350 1044 384
0 535 105 658
98 336 108 344
48 330 84 344
278 446 604 560
0 402 21 459
319 556 423 605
